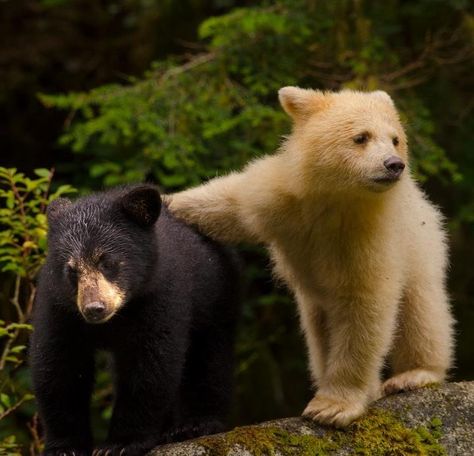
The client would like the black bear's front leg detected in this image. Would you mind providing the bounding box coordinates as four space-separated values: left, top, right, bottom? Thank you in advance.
100 325 188 456
30 304 94 455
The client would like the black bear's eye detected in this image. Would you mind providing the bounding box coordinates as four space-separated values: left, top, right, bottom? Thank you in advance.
392 136 399 146
353 132 370 145
65 264 78 283
99 255 119 275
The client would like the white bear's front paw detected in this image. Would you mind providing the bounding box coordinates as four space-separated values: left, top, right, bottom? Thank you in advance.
302 394 366 428
383 368 443 395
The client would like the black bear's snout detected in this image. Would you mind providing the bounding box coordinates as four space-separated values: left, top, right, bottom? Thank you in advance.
384 155 405 178
83 301 107 323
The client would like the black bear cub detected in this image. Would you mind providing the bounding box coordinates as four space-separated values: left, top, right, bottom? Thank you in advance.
30 184 240 456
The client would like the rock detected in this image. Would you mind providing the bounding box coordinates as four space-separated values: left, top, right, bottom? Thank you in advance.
149 382 474 455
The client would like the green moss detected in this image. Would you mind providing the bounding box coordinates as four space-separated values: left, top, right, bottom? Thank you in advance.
412 415 445 451
429 417 442 427
339 410 446 456
423 382 442 390
195 425 338 456
194 410 446 456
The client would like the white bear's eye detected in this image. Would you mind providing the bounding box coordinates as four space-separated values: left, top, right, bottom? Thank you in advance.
353 132 370 145
392 136 399 146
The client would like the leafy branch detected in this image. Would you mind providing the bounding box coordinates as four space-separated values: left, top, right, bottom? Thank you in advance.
0 168 76 454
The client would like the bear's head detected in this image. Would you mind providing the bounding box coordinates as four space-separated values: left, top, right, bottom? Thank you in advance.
46 184 161 324
278 87 408 195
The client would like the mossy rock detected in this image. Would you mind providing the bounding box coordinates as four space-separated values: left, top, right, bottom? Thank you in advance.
149 382 474 455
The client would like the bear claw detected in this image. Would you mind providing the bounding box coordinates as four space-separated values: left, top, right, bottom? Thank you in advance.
92 449 125 456
383 369 442 395
303 394 366 428
43 450 89 456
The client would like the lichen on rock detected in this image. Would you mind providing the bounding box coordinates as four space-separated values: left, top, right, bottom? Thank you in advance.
149 382 473 456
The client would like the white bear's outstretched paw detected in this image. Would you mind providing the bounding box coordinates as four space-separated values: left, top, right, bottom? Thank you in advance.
302 394 366 428
383 368 443 396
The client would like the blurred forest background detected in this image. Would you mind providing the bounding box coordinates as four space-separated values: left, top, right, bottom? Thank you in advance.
0 0 473 453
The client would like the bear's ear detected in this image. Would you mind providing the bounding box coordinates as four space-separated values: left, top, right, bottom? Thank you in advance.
372 90 395 106
121 185 161 227
47 198 72 224
278 86 327 121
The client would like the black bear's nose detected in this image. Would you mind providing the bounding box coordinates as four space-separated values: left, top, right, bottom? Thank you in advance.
83 301 106 321
384 156 405 177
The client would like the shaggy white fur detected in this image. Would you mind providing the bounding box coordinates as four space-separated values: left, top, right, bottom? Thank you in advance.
166 87 454 427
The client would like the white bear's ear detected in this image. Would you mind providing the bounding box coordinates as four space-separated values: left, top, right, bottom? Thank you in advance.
278 86 327 121
372 90 395 106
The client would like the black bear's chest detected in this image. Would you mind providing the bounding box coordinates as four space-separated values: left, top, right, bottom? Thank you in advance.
86 301 157 351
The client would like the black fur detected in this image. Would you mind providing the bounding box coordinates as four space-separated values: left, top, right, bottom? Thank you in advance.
29 185 240 456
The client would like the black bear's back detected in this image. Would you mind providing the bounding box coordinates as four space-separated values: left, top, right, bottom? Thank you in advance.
154 206 241 321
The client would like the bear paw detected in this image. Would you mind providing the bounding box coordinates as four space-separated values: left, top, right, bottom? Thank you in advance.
165 418 224 443
43 449 90 456
302 394 366 428
92 445 133 456
92 446 127 456
93 439 163 456
383 368 443 395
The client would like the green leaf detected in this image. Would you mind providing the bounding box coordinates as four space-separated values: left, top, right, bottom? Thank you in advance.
1 393 11 408
10 345 26 354
5 194 14 209
5 355 20 363
33 168 52 178
7 323 33 331
36 213 47 225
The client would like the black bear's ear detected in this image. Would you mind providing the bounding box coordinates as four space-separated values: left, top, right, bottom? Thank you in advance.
121 185 161 227
47 198 72 224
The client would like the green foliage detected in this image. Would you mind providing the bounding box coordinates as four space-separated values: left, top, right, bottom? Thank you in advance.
40 0 471 197
0 168 76 454
0 167 75 278
40 60 288 189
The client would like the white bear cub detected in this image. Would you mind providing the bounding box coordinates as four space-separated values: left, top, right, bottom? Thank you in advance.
167 87 454 427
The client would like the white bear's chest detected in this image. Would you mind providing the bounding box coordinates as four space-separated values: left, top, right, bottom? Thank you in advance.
268 218 400 299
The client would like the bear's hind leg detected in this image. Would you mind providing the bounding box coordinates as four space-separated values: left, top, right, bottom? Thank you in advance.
383 281 454 395
170 324 237 443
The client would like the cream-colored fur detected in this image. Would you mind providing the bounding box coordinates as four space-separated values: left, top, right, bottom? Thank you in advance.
166 87 454 427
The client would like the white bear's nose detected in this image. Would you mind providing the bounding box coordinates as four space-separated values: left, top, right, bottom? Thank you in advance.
384 156 405 178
